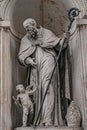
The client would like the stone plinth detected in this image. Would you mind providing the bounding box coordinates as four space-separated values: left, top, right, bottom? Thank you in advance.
14 126 82 130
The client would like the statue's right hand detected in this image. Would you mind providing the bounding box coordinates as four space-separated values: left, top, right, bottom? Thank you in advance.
30 58 37 68
25 57 37 68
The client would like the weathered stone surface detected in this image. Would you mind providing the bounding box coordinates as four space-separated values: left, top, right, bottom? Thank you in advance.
66 101 81 127
14 126 82 130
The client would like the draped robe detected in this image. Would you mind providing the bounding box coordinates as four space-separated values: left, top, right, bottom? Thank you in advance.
18 27 71 126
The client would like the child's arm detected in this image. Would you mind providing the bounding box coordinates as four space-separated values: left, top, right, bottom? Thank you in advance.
12 96 22 107
27 87 37 95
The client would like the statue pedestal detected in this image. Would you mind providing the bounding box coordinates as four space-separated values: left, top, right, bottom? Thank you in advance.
14 126 82 130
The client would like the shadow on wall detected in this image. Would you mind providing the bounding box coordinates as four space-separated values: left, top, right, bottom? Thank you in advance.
10 36 27 128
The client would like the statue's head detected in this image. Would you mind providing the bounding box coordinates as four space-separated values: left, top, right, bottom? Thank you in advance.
23 18 37 28
16 84 25 93
23 18 38 39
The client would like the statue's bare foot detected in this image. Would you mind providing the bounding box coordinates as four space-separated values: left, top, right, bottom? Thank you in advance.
45 122 52 127
22 124 27 127
39 122 45 127
40 122 52 127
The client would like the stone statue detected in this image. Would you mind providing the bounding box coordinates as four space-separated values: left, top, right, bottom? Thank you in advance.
18 18 71 127
13 84 37 127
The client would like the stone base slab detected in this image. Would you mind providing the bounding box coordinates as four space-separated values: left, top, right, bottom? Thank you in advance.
14 126 82 130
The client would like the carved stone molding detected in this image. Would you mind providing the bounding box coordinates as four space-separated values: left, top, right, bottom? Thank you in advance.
0 21 12 130
0 0 86 19
0 0 14 19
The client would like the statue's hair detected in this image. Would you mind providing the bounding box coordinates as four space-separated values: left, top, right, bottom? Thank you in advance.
23 18 37 28
16 84 24 90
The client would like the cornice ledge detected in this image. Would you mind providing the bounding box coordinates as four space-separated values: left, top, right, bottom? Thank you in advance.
77 18 87 26
0 20 10 28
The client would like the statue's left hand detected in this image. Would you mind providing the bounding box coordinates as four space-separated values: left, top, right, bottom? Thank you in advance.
25 57 37 68
64 31 71 40
60 32 71 48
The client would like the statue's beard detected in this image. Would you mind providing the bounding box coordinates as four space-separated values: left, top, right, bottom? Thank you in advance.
29 28 38 40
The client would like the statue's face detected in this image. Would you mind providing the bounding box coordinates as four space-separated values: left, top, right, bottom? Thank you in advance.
19 88 25 93
17 87 25 93
26 24 38 40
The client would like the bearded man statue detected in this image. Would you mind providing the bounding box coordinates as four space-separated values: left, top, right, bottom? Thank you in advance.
18 18 71 127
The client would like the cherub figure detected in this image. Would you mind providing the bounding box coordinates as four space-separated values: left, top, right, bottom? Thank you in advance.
13 84 37 127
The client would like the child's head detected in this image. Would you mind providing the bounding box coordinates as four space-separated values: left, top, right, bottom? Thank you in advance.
16 84 25 93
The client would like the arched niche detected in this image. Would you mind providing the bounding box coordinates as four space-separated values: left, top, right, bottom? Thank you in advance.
0 0 86 38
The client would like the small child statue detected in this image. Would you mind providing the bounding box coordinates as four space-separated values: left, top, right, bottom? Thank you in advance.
13 84 37 127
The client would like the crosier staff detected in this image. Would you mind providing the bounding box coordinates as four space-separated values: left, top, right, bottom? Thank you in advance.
33 8 80 127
